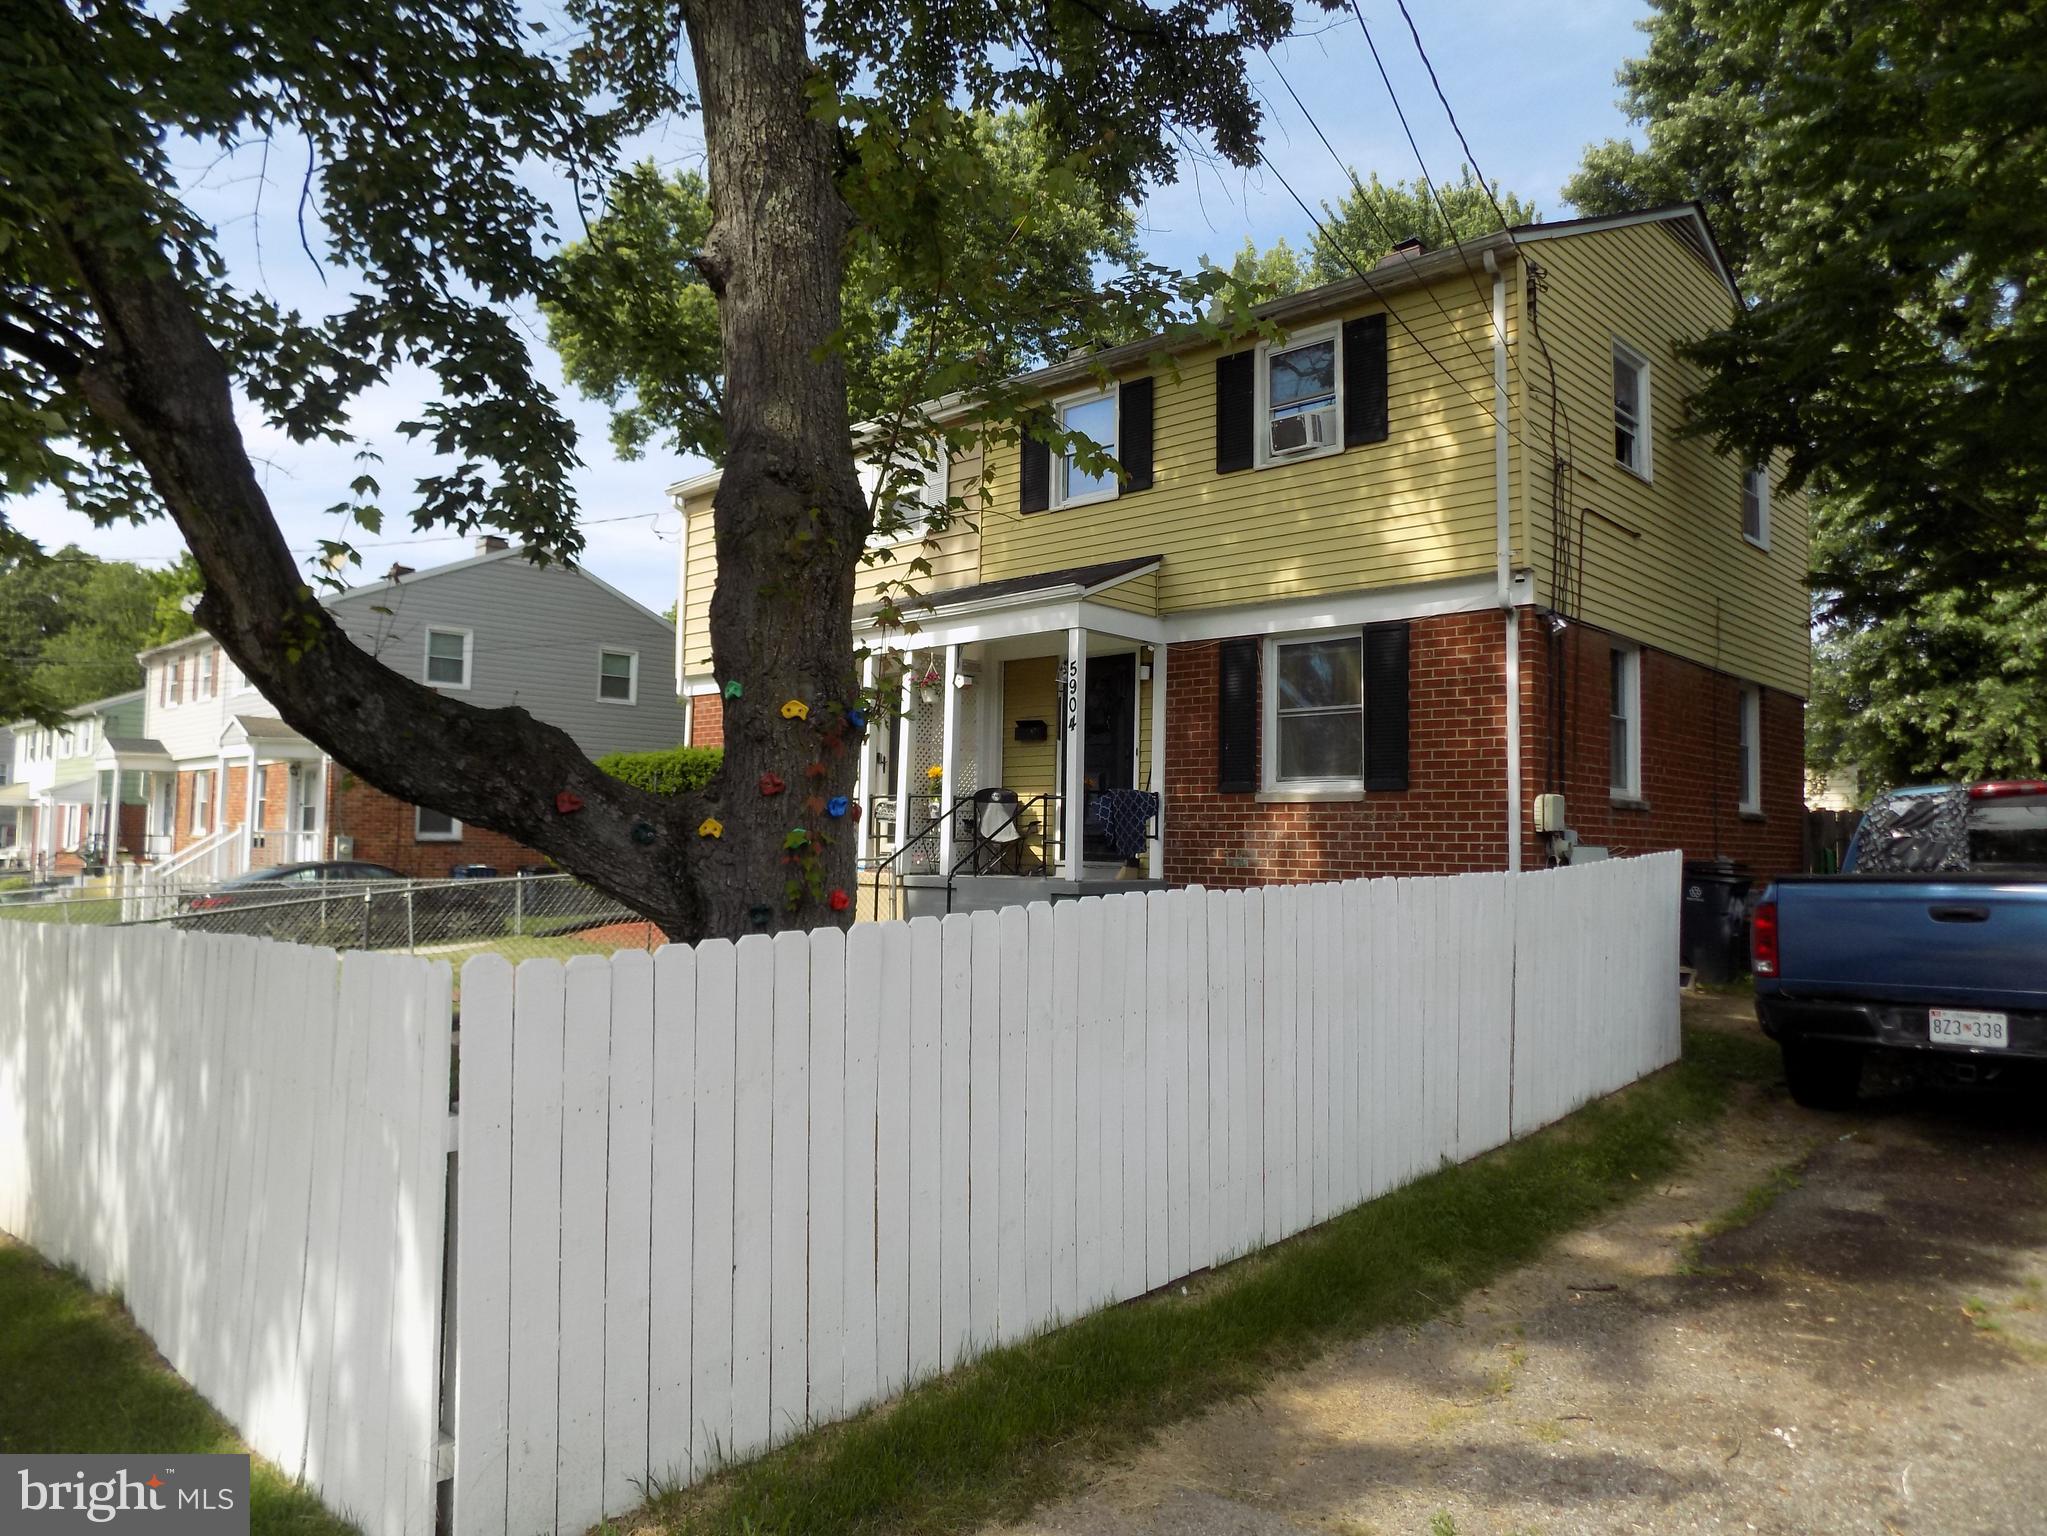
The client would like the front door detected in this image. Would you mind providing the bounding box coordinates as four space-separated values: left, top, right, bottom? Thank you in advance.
1081 654 1137 860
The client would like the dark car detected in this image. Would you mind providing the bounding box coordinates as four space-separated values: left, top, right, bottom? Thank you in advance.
1753 781 2047 1107
177 861 409 941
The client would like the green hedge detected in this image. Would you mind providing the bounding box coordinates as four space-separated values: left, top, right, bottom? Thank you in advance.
595 745 723 796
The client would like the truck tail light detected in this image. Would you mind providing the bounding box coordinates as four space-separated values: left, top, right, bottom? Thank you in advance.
1751 898 1779 978
1969 780 2047 799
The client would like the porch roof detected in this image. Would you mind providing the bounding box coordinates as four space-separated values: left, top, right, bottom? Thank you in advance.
94 735 174 771
219 714 321 759
858 554 1161 624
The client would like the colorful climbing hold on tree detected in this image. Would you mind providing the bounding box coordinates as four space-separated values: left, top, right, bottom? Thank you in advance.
722 678 744 700
555 790 585 815
758 771 786 797
749 904 773 928
697 816 724 839
846 707 868 731
827 795 849 818
829 888 851 912
631 820 658 845
783 827 810 851
780 698 809 720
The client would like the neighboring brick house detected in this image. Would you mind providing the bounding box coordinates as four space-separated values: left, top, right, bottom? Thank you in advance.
671 204 1810 901
124 537 688 882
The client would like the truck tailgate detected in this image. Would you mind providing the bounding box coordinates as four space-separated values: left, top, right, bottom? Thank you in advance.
1777 877 2047 1011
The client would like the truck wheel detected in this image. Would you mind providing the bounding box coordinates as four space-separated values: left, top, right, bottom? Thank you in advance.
1782 1041 1862 1111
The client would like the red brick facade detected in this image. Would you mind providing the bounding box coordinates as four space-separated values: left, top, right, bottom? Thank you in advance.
689 692 725 747
327 773 546 879
1163 609 1804 888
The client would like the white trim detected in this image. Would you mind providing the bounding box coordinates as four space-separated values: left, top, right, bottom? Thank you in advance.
1061 629 1088 880
1608 643 1643 802
415 805 464 842
679 675 722 697
1163 572 1523 644
1049 383 1121 511
1254 320 1344 471
423 626 474 691
596 645 640 705
1742 466 1772 551
1261 628 1368 795
1512 205 1738 298
1737 683 1763 815
1611 337 1653 482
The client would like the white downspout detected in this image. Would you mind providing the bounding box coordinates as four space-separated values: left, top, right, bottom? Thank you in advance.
1487 249 1523 873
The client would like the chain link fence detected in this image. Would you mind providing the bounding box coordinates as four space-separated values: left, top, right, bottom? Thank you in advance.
0 872 659 967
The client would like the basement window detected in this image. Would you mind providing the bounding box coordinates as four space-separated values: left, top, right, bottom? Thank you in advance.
416 807 462 842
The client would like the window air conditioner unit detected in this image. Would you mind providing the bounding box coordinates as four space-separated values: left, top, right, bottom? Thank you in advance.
1270 407 1336 457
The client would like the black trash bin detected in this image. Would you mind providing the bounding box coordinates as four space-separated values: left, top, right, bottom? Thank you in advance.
1681 859 1754 984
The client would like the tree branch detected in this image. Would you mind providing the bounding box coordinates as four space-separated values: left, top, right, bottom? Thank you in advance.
0 318 87 379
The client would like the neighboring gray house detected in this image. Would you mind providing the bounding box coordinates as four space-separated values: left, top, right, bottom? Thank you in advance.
124 537 688 883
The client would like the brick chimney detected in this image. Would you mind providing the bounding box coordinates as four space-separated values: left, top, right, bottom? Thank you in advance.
474 534 510 556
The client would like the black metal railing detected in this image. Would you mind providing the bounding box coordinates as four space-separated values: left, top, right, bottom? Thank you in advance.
867 791 1061 881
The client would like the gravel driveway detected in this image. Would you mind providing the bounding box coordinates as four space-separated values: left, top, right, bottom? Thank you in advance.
988 996 2047 1536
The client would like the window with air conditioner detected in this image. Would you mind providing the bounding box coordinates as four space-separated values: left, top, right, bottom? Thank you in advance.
1259 325 1340 466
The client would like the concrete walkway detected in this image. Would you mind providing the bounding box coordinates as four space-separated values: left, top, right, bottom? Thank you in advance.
988 998 2047 1536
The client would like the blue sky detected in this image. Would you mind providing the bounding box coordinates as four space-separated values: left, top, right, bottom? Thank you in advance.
11 0 1651 614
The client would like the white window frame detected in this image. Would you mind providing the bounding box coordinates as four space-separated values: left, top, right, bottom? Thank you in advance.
190 769 213 835
596 646 640 705
862 439 950 549
1048 383 1120 511
1611 338 1652 481
415 806 463 842
1255 321 1344 471
1737 683 1762 815
166 657 184 709
1742 465 1771 550
1609 643 1643 802
1260 627 1367 796
423 626 474 691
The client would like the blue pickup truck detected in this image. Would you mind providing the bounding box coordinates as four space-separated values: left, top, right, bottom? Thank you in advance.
1753 781 2047 1108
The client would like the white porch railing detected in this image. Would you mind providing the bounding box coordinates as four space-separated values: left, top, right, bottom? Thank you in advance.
139 823 249 893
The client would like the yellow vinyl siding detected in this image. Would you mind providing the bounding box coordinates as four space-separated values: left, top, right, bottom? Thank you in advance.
1523 221 1810 699
999 656 1060 798
977 274 1518 613
1087 569 1157 616
676 449 985 681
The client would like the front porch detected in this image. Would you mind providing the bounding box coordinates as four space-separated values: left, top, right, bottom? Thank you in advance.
854 556 1169 918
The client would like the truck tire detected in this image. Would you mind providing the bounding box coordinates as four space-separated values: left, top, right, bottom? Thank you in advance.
1782 1040 1862 1111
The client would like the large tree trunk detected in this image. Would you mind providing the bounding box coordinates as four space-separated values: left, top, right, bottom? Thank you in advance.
681 0 867 937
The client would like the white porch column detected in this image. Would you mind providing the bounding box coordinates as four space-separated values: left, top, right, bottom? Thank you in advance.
1061 627 1088 882
937 643 961 874
88 773 104 861
854 653 876 862
1148 643 1168 880
244 750 260 852
314 756 331 858
891 659 914 865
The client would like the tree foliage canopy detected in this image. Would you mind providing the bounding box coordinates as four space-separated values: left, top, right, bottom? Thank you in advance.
1566 0 2047 790
1 0 1309 936
547 111 1146 466
0 549 197 721
1214 166 1537 300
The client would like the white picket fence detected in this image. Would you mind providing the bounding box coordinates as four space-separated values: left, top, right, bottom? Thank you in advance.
0 922 450 1536
449 852 1681 1536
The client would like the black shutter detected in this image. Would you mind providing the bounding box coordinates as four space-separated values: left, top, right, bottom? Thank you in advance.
1215 350 1255 473
1119 376 1154 492
1343 313 1389 447
1362 620 1410 791
1217 638 1259 793
1019 433 1050 514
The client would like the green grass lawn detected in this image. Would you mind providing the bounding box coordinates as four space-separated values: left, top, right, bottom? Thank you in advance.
0 1240 357 1536
642 1023 1778 1536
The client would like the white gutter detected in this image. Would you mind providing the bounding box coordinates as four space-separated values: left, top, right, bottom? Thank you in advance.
1487 250 1523 873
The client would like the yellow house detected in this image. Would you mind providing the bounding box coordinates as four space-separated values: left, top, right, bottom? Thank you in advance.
670 204 1809 912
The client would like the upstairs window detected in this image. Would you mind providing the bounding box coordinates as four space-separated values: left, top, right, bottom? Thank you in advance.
598 648 638 704
1609 644 1642 799
1053 387 1118 509
1612 340 1651 478
1742 466 1771 549
1261 326 1340 464
167 658 184 708
425 628 472 689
